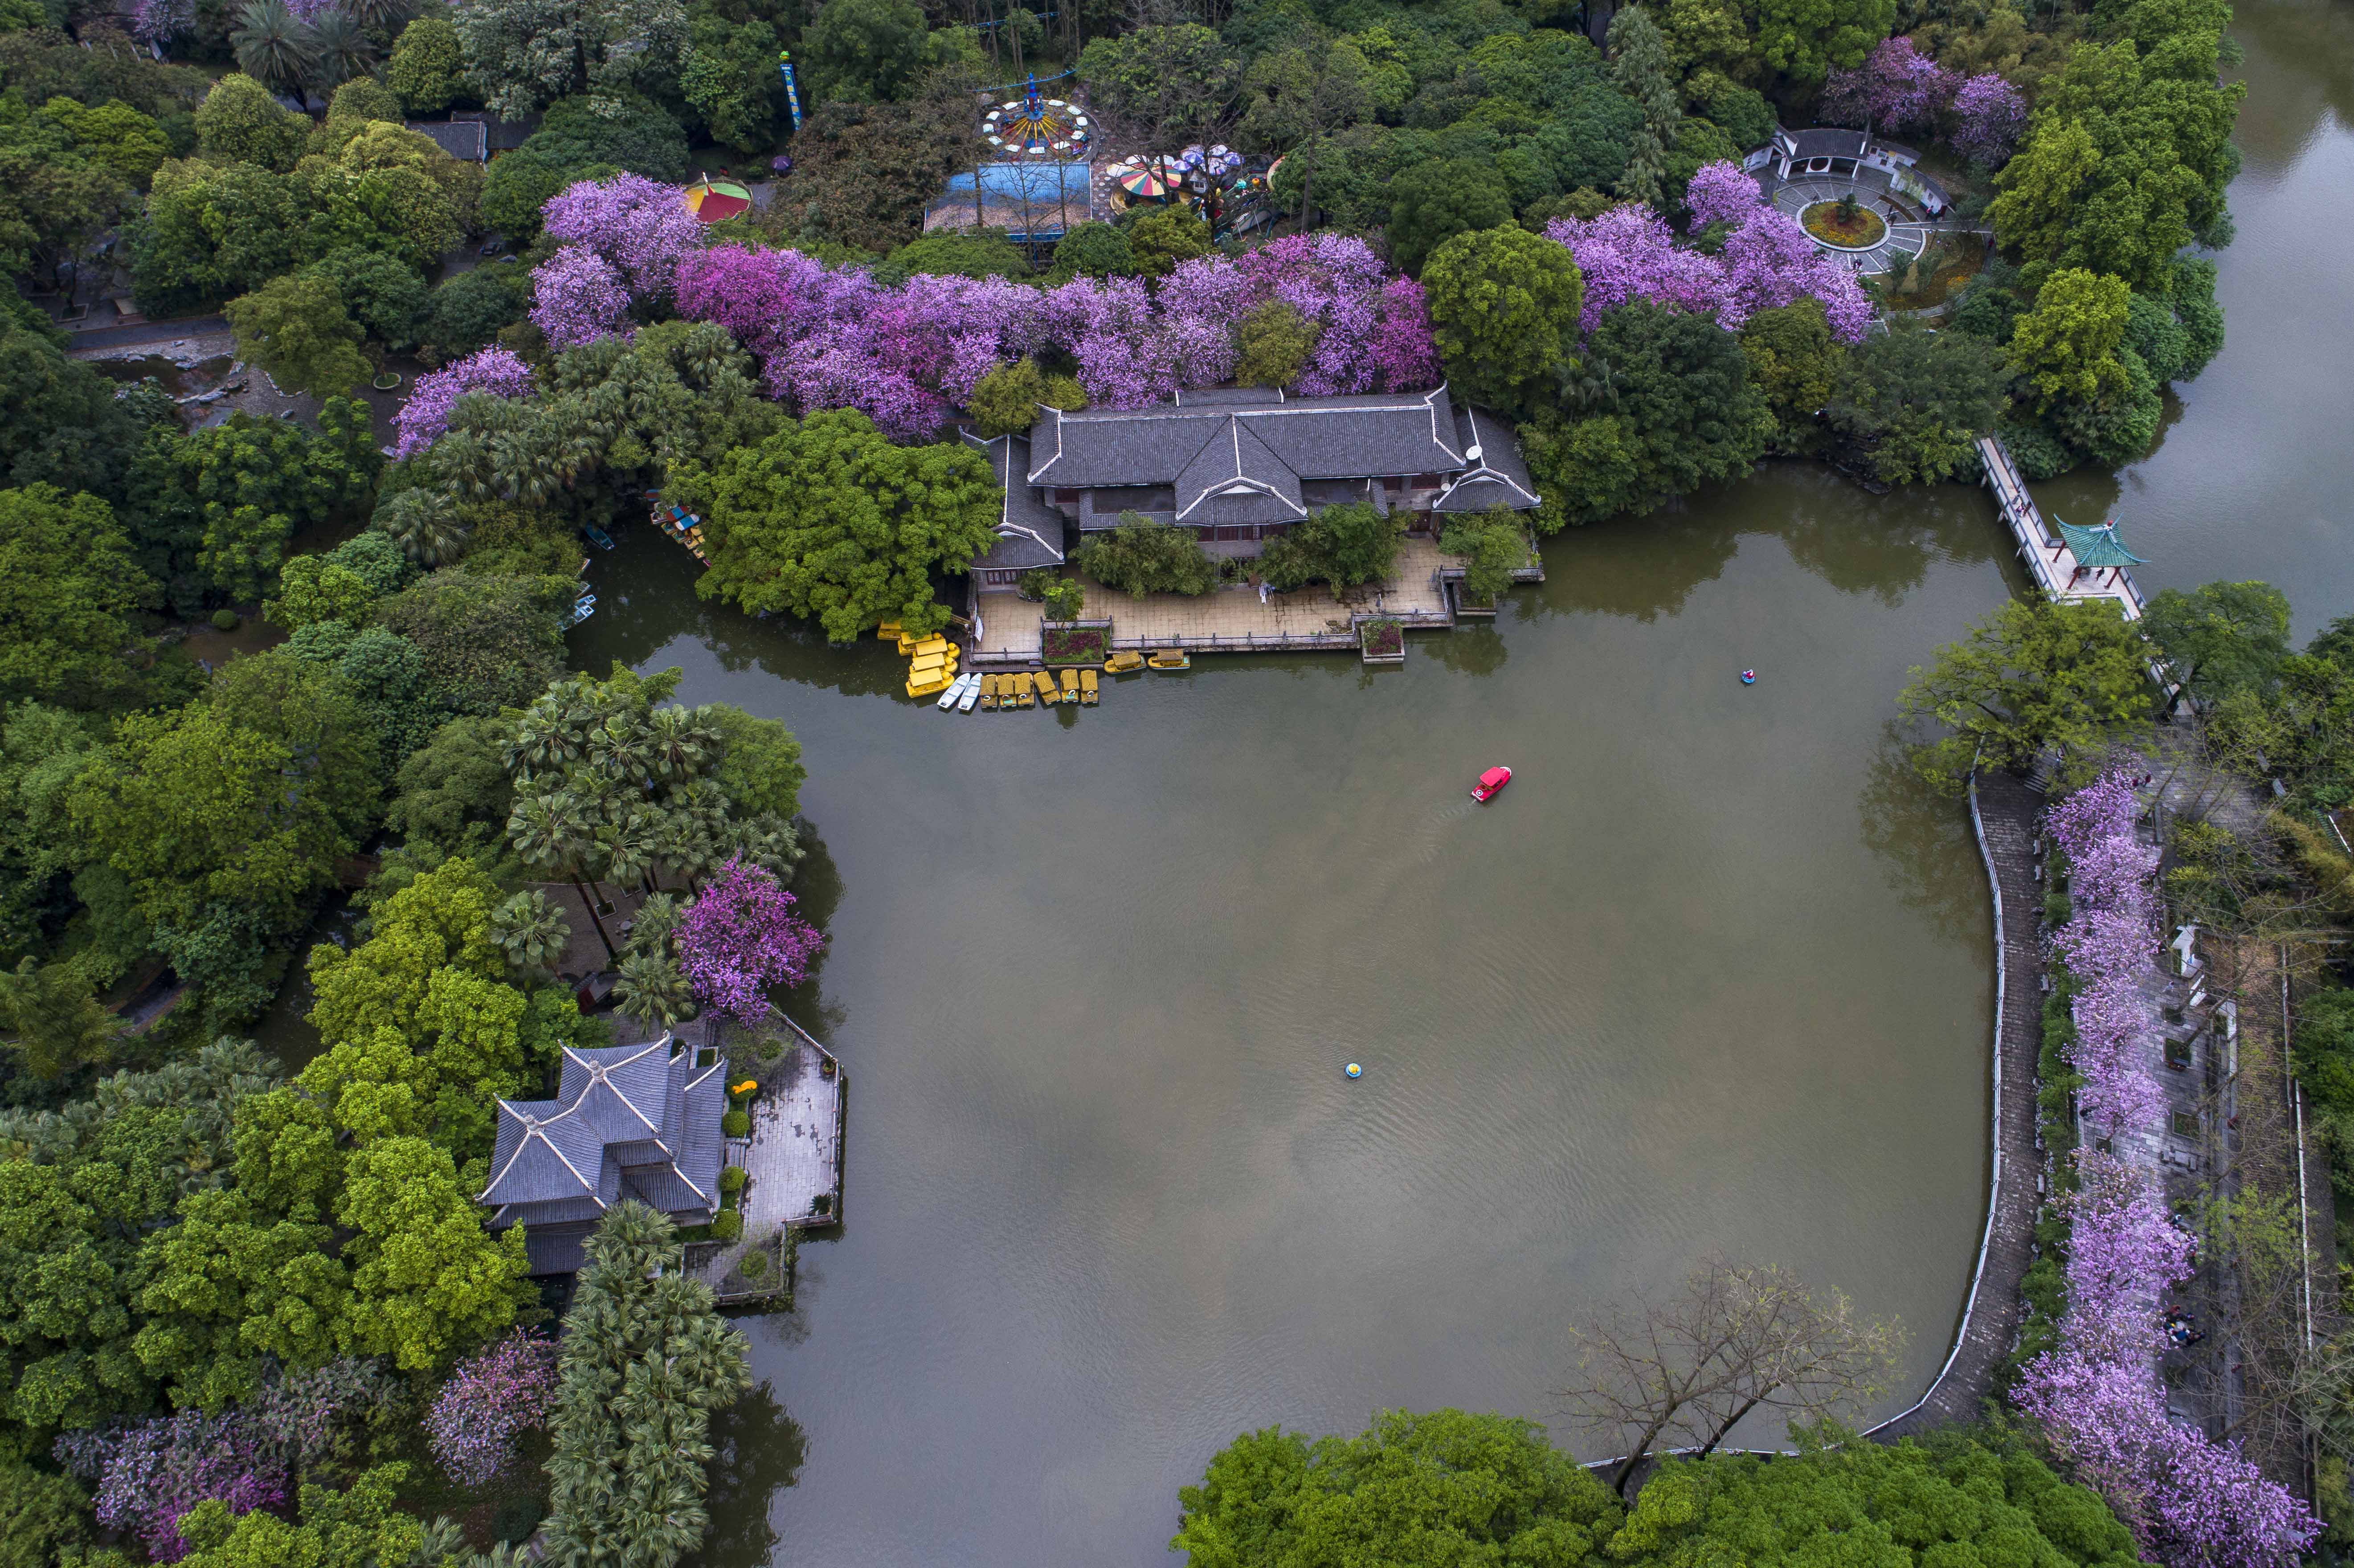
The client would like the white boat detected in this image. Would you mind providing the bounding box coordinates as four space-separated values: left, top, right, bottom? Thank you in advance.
936 671 972 710
956 672 983 713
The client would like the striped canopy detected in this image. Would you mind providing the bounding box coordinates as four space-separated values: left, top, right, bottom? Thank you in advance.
683 176 752 223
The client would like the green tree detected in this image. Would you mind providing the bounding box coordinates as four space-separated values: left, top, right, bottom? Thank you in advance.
387 14 465 113
1045 220 1137 283
1609 6 1681 208
2142 580 2292 703
803 0 937 103
1988 26 2240 290
422 265 531 358
1072 516 1218 597
386 714 517 859
1172 1409 1623 1566
0 958 119 1080
681 14 780 153
1126 204 1213 280
0 109 135 283
458 0 688 119
196 72 309 170
336 1135 529 1370
683 409 998 639
72 653 381 932
226 272 373 399
1521 301 1772 528
176 1466 448 1568
133 1187 347 1409
264 552 380 630
1826 325 2013 484
965 357 1084 437
2009 267 2133 410
1897 596 2154 791
887 229 1030 282
544 1204 752 1568
0 1465 89 1568
706 704 805 822
1754 0 1896 83
1237 32 1374 227
1422 225 1582 421
1440 509 1531 603
232 0 323 98
1232 301 1319 389
325 77 404 127
379 571 572 714
142 403 380 603
36 96 170 186
0 485 148 710
1738 297 1844 453
0 319 166 513
305 245 433 352
1259 502 1403 592
1385 159 1512 277
1076 24 1240 146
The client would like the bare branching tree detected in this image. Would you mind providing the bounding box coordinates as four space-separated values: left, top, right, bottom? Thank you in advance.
1556 1258 1905 1494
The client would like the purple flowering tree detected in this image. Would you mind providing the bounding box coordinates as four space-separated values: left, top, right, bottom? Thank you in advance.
428 1331 559 1487
677 857 824 1028
392 346 535 458
2011 771 2320 1568
531 244 634 350
130 0 193 47
540 174 705 298
1821 37 1961 136
1545 166 1872 342
1951 74 2028 167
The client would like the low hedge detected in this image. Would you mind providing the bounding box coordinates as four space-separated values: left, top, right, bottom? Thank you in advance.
722 1109 750 1138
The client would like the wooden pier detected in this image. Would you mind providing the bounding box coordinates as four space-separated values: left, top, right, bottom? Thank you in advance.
1976 436 2145 620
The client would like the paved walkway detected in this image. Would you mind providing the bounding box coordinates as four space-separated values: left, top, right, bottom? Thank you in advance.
1770 177 1938 278
1977 437 2146 621
975 536 1455 661
1871 771 2045 1438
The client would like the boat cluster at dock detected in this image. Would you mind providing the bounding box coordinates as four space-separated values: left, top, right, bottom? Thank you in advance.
883 622 1195 712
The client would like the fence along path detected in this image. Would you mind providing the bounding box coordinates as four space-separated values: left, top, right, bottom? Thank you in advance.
1978 436 2145 621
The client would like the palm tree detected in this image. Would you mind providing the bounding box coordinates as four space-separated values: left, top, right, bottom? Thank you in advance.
507 792 618 963
306 8 376 89
339 0 410 37
650 809 717 892
373 488 470 567
643 705 719 784
231 0 321 99
613 950 695 1032
491 889 572 981
728 813 804 883
600 813 660 895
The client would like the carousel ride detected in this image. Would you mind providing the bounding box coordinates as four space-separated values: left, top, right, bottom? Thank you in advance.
1101 143 1272 240
981 74 1091 157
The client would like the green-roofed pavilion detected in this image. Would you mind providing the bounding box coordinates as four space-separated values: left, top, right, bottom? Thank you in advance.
2054 515 2147 569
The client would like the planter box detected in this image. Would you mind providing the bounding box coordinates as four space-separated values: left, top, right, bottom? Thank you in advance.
1042 623 1110 666
1357 617 1405 665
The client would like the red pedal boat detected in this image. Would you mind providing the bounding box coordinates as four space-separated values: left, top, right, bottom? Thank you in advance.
1471 765 1512 802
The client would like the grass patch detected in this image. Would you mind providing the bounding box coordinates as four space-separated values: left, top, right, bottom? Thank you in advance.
1881 232 1988 310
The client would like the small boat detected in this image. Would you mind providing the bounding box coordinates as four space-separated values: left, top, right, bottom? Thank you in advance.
979 674 1000 710
1104 650 1145 675
906 667 954 699
1471 765 1512 803
1079 668 1099 706
957 673 983 713
568 595 596 625
1034 669 1060 706
1147 649 1190 670
1058 669 1080 702
937 671 973 710
582 524 617 551
877 619 903 641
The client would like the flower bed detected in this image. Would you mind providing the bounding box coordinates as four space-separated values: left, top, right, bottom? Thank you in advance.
1360 618 1403 659
1800 200 1888 250
1042 625 1107 665
2011 772 2316 1566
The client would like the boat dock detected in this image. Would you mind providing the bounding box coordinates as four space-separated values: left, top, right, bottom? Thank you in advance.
1976 436 2146 620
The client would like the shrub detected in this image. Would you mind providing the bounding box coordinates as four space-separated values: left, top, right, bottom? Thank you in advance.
210 608 241 631
710 1208 743 1241
719 1164 746 1193
1040 578 1086 622
1073 515 1216 597
722 1109 750 1138
490 1495 544 1547
737 1246 768 1279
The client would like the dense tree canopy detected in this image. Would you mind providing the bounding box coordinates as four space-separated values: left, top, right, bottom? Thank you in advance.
683 409 997 639
1898 596 2155 791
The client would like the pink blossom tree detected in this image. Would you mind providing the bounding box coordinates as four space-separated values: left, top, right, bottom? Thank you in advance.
1821 37 1961 136
677 857 824 1027
531 244 633 349
1545 166 1872 342
427 1331 558 1487
392 346 534 458
540 173 704 298
1951 74 2028 167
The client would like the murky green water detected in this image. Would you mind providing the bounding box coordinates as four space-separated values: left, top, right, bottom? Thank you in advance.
562 7 2354 1558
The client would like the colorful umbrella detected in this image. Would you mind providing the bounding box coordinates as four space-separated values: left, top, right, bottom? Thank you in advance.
1114 163 1176 201
683 176 752 223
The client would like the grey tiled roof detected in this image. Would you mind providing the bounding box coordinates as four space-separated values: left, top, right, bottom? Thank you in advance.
1172 418 1304 523
1028 388 1467 493
1785 127 1870 160
967 433 1068 571
480 1035 723 1241
406 119 487 161
454 110 540 152
1436 405 1541 512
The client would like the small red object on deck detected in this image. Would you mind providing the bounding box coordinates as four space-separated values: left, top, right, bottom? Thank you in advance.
1471 765 1512 803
